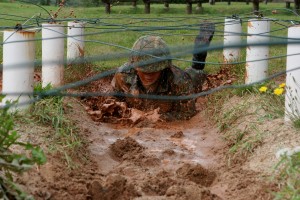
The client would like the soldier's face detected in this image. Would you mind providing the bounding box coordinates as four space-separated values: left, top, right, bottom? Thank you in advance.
136 69 161 87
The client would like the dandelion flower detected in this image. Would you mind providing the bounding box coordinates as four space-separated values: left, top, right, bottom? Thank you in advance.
259 86 268 93
274 88 284 96
279 83 286 88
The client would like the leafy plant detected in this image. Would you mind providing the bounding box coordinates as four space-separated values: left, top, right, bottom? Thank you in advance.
0 97 46 199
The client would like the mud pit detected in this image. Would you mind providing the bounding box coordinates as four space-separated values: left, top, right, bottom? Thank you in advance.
81 101 225 200
14 67 275 199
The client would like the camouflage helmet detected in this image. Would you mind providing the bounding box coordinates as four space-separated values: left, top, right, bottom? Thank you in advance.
130 35 171 73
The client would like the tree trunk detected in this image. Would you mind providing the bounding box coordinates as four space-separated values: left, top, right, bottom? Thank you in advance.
196 2 203 12
253 0 259 14
186 2 192 14
145 2 150 14
105 3 111 14
295 0 300 14
164 1 169 9
132 0 137 7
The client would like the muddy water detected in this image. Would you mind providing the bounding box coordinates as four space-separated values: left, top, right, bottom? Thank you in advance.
90 120 223 169
86 111 226 199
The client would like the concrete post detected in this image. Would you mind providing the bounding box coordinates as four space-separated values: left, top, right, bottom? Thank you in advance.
2 30 35 110
223 18 242 63
285 26 300 122
42 23 64 88
245 19 270 84
67 21 85 65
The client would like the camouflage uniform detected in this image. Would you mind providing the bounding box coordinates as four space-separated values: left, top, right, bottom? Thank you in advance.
111 23 214 120
112 62 196 120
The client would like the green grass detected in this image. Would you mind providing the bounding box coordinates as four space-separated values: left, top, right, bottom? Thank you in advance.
0 1 298 74
29 96 84 168
1 1 300 198
273 152 300 200
13 84 85 168
206 80 285 162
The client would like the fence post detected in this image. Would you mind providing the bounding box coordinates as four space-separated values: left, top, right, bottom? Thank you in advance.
67 21 85 65
245 18 270 84
223 18 242 63
285 26 300 122
2 30 35 110
42 23 65 88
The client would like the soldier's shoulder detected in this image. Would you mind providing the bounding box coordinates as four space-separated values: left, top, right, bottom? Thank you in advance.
169 65 193 84
116 62 134 74
167 65 193 94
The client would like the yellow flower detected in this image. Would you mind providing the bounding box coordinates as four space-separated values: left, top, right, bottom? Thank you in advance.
259 86 268 93
274 88 284 96
279 83 286 88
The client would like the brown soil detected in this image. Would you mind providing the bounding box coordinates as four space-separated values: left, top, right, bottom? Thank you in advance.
110 137 145 160
3 66 282 200
176 163 216 187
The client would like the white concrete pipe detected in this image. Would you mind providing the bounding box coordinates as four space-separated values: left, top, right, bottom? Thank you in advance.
2 30 35 110
67 21 85 65
285 25 300 122
245 19 270 84
42 23 65 88
223 18 242 63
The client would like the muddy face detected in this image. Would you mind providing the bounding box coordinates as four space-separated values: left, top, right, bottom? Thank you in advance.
136 69 161 87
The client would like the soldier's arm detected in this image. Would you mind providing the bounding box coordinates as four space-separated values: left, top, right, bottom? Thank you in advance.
162 75 197 120
111 63 133 93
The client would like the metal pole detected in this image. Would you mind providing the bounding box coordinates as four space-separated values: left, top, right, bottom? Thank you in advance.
42 23 65 88
2 30 35 110
223 18 242 63
245 18 270 84
67 21 85 65
285 26 300 122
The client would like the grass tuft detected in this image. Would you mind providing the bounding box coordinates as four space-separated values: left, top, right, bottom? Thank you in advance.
273 152 300 200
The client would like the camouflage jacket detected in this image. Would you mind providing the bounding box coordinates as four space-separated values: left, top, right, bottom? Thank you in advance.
111 62 197 120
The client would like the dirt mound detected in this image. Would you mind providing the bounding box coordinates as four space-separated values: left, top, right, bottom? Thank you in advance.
166 182 222 200
142 171 177 196
176 163 216 187
141 170 221 199
87 174 140 200
110 137 145 160
110 137 161 167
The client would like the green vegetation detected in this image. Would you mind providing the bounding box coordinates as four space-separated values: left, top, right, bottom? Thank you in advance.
1 1 300 199
274 152 300 200
0 1 297 72
206 79 300 199
0 98 46 199
208 81 285 155
24 84 84 168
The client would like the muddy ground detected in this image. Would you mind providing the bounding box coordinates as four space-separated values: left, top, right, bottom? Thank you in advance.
5 68 281 199
18 98 275 200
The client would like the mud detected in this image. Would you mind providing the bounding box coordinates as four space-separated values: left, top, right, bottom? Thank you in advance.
10 66 276 200
87 175 140 200
110 137 145 160
176 163 216 187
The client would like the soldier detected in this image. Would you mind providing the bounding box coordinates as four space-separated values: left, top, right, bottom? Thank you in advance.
111 22 215 120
